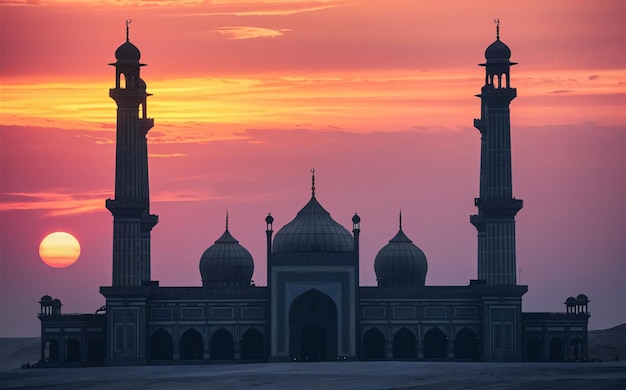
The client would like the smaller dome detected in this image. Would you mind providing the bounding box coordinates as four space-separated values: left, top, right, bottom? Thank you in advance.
352 214 361 224
374 227 428 288
40 295 52 302
576 294 589 303
265 214 274 225
199 229 254 288
565 296 576 305
115 40 141 63
52 299 61 305
485 38 511 62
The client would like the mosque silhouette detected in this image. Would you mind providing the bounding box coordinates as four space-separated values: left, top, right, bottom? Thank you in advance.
38 21 590 366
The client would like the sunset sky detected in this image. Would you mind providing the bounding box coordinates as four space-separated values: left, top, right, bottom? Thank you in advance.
1 0 624 337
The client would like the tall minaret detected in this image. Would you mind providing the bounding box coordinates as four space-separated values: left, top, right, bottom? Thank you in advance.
470 20 523 285
106 21 158 286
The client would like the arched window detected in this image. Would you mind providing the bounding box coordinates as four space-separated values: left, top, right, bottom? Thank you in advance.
211 328 234 360
362 327 385 360
392 328 416 359
180 328 203 360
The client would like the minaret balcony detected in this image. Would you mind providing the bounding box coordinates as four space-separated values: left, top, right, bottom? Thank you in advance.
139 118 154 133
474 118 485 131
474 197 523 218
109 88 148 99
106 198 147 217
140 213 159 231
480 86 517 102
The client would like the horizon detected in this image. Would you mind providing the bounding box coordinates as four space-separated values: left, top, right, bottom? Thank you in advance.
1 0 625 337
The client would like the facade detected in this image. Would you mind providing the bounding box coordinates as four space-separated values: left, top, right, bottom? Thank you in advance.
38 24 590 366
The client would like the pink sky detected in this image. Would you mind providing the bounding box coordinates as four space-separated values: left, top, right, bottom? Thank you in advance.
1 0 625 337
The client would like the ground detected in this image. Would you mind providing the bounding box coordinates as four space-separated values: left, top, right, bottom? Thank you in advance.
1 361 625 389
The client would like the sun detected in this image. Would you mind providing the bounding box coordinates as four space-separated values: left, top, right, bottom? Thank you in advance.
39 232 81 268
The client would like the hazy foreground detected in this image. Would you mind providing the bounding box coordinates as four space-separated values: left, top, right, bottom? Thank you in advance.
1 361 625 389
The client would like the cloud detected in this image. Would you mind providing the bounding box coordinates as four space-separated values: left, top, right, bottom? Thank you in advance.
551 89 574 94
0 190 109 216
212 26 290 40
588 74 600 80
149 153 187 158
0 187 271 217
178 0 345 17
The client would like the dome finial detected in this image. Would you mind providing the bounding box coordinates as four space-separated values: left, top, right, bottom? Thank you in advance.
494 18 500 40
225 210 229 231
311 168 316 197
125 19 132 42
399 209 403 230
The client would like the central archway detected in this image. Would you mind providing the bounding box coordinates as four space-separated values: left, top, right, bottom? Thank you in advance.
300 323 326 361
289 289 338 361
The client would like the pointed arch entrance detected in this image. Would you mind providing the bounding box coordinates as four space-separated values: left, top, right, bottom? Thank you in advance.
211 328 234 360
150 329 173 360
241 328 264 360
393 328 416 359
570 337 583 361
65 339 81 362
86 337 104 362
289 289 337 361
454 328 479 359
423 327 447 359
526 336 542 361
180 328 203 360
362 327 385 360
45 339 59 363
549 337 564 361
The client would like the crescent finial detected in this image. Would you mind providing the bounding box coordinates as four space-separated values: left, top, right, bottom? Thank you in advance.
125 19 132 41
494 18 500 40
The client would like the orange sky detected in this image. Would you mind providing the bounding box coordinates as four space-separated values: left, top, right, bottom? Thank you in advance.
0 0 625 336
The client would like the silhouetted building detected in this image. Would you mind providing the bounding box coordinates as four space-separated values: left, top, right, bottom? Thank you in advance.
38 22 590 366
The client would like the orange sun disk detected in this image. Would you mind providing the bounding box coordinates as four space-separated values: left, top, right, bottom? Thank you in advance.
39 232 81 268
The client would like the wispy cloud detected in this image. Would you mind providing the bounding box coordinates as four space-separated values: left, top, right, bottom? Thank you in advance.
178 0 345 16
0 188 272 216
149 153 187 158
0 190 109 216
212 26 290 40
588 74 600 81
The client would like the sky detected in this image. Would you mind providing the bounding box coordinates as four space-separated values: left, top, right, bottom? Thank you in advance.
0 0 624 337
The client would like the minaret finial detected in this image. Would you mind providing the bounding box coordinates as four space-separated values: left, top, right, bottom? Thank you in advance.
311 168 316 197
126 19 132 42
399 209 403 230
494 18 500 40
225 210 229 230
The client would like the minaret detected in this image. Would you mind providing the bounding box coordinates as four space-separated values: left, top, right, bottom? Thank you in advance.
470 20 523 285
105 21 158 286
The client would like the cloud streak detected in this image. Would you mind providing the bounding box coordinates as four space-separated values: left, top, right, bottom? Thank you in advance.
212 26 290 40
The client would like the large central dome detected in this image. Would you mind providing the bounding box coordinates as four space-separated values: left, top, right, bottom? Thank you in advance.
272 196 354 253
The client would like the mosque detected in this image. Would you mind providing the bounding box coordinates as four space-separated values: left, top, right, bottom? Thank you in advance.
38 22 590 366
